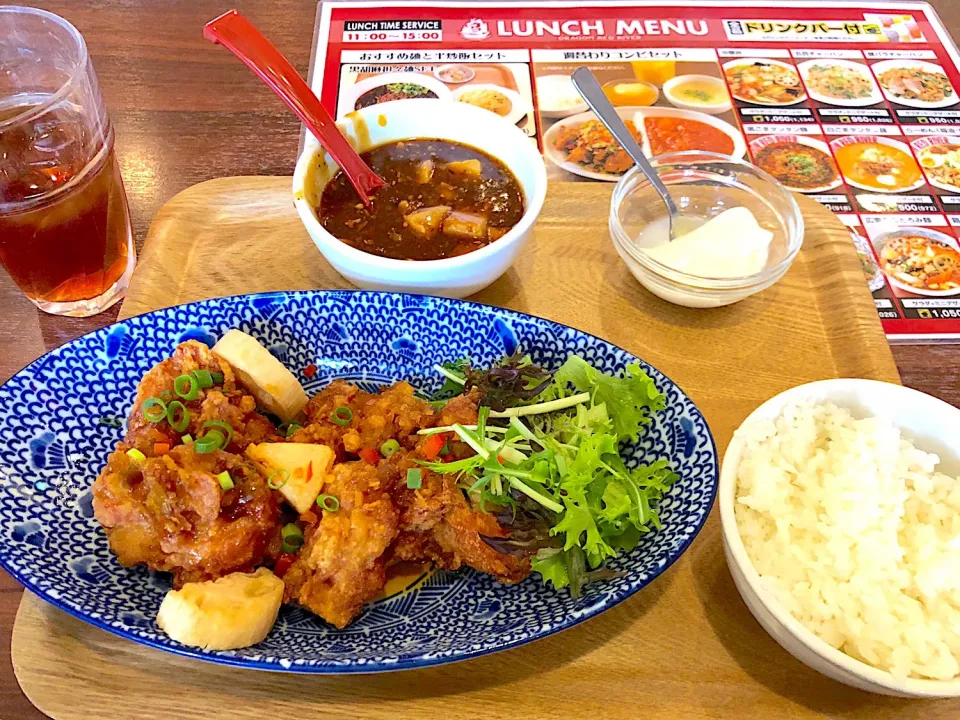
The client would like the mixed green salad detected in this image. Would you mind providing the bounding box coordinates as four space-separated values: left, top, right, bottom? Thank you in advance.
422 353 677 597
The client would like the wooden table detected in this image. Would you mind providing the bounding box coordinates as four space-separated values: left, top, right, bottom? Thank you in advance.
0 2 958 716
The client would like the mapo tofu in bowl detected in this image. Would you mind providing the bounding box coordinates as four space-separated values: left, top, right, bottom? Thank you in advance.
293 100 547 298
319 139 524 261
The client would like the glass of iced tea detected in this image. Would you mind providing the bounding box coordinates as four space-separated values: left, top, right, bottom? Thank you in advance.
0 7 135 316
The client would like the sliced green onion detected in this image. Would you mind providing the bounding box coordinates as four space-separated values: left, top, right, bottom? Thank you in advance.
142 397 167 423
202 420 233 448
331 406 353 426
508 477 564 513
174 373 200 401
316 494 340 512
126 448 146 463
285 423 302 438
380 439 400 457
509 416 539 444
193 429 225 454
476 406 489 440
280 523 304 554
216 470 234 491
489 392 591 418
191 368 213 388
166 401 190 433
267 469 290 490
468 475 489 494
181 434 193 444
406 468 423 489
417 424 507 436
211 372 225 385
484 438 527 464
433 364 466 385
281 523 303 540
158 389 174 403
451 423 490 460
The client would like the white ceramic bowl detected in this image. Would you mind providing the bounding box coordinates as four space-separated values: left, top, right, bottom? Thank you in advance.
872 227 960 297
719 378 960 697
293 99 547 298
536 74 588 118
662 74 732 114
337 72 451 117
871 59 959 109
722 58 807 106
796 59 882 107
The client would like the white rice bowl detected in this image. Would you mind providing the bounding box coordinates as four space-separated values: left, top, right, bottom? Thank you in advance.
734 399 960 682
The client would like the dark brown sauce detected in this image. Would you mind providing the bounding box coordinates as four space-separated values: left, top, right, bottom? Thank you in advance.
318 139 524 261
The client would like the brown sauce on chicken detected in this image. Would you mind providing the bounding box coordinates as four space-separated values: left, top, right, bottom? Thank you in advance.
318 139 525 260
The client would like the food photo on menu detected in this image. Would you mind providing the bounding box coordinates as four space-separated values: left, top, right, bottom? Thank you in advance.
335 58 537 135
5 0 960 716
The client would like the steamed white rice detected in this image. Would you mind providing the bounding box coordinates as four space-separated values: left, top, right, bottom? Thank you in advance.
735 400 960 680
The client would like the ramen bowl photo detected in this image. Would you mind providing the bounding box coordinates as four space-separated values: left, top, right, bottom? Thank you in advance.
830 135 925 193
873 228 960 296
750 135 842 193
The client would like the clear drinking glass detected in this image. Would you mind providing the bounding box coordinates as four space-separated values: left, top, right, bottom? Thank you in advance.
0 7 135 316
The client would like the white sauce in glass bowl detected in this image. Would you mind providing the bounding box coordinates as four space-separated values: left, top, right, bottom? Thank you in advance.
642 207 773 278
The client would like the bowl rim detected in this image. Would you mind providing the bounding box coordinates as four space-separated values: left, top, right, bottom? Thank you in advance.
0 288 720 674
609 151 804 289
720 57 808 106
292 100 547 271
661 74 732 111
870 227 960 297
746 134 844 194
719 378 960 696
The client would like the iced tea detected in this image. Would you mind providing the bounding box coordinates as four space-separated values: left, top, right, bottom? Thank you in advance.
0 102 133 306
0 7 135 316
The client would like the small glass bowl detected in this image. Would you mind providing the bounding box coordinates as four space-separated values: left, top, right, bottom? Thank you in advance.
609 151 804 308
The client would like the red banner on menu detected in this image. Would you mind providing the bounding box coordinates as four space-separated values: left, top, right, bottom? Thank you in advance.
311 0 960 343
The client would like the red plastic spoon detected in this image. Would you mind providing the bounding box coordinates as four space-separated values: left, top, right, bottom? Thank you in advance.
203 9 384 208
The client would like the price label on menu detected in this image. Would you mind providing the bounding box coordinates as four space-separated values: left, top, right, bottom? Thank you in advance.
895 109 960 125
814 195 855 213
738 107 817 124
856 194 941 213
817 108 895 124
313 0 960 343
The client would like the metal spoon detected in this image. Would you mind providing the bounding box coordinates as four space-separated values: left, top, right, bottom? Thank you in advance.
571 67 682 239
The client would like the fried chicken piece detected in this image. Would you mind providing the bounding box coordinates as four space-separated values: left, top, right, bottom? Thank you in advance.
436 388 481 426
282 461 399 628
292 380 435 458
125 341 279 453
432 505 530 583
93 445 280 586
387 457 531 584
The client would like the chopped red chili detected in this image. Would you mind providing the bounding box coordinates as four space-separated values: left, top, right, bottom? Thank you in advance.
273 554 296 578
358 448 380 464
422 433 447 461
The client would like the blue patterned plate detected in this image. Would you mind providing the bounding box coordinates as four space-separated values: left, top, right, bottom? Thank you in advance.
0 291 717 673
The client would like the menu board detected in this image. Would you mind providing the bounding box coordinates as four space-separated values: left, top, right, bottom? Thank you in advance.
310 0 960 343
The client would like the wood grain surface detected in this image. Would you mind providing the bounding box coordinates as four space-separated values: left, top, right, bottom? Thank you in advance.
15 177 948 719
0 2 957 717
